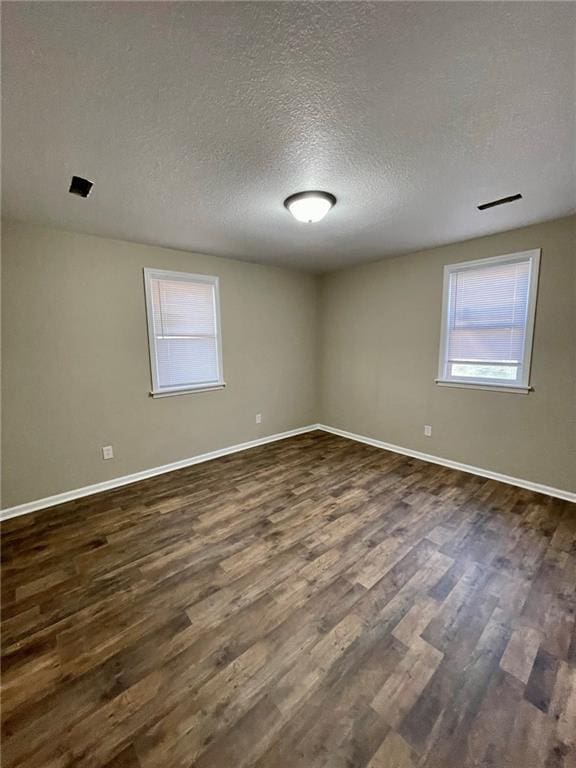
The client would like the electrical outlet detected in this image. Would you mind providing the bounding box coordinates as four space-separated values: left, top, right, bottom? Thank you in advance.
255 413 262 424
101 445 114 460
424 425 432 437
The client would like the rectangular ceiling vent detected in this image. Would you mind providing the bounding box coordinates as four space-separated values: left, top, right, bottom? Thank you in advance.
477 193 522 211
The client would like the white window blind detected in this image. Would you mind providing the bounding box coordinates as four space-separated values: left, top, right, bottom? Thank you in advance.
437 249 540 392
144 269 224 396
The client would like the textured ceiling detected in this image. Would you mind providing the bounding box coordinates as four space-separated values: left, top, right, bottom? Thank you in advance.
2 2 575 272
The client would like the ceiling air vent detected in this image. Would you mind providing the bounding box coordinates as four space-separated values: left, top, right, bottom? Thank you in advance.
477 193 522 211
69 176 93 198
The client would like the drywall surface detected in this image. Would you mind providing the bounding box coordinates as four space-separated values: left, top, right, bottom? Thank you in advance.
3 3 575 270
3 215 575 507
319 216 576 493
2 222 318 507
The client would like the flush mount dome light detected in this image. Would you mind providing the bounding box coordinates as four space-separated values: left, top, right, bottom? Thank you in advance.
284 190 336 223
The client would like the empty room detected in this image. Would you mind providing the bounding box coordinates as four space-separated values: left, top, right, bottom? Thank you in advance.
1 2 575 767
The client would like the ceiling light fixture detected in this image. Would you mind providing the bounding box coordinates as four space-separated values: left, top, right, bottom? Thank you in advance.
284 190 336 223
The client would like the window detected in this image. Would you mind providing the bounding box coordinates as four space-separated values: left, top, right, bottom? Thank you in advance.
437 249 540 393
144 269 224 397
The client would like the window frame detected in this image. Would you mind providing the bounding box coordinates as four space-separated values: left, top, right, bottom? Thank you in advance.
436 249 541 394
143 268 225 397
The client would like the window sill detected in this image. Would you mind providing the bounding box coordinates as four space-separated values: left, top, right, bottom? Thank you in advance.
150 383 226 398
435 379 532 394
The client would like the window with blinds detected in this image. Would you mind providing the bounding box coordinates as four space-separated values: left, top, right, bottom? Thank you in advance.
437 249 540 391
144 269 224 396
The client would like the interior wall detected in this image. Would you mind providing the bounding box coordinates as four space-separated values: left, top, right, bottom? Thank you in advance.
2 215 574 509
319 215 576 494
1 221 319 508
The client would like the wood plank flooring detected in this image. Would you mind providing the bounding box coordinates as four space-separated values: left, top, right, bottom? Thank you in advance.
1 430 575 767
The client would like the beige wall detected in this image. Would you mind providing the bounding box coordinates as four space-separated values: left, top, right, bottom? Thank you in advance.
1 221 318 507
2 215 574 508
319 216 576 493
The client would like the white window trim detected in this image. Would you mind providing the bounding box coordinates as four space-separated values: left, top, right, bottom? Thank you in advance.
143 268 225 397
436 249 541 393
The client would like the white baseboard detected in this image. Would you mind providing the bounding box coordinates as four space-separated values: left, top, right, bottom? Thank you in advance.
0 425 320 521
3 422 573 521
316 424 576 503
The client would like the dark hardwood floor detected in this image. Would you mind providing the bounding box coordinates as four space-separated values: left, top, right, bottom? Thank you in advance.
1 431 575 767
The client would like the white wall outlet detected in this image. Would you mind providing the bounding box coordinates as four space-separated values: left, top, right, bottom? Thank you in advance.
255 413 262 424
424 425 432 437
101 445 114 460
